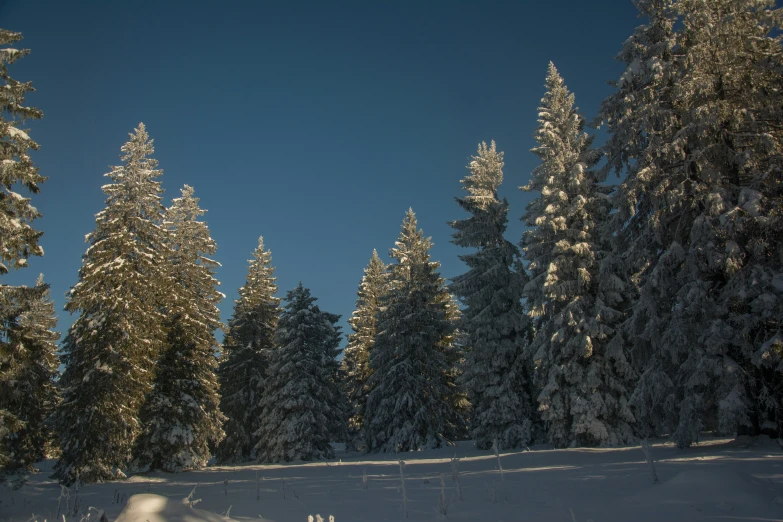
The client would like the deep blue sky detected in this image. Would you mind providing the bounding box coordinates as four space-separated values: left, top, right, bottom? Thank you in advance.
2 0 641 346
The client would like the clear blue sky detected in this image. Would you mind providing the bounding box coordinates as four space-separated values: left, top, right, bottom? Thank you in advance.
2 0 641 345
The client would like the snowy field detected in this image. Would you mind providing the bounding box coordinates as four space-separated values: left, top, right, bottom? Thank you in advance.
2 437 783 522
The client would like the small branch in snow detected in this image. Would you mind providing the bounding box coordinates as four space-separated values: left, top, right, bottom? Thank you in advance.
450 455 462 501
492 439 507 502
399 460 408 519
437 473 448 518
185 487 202 508
641 438 660 484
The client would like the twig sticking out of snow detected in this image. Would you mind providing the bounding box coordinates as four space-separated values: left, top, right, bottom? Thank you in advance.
72 480 81 517
438 473 448 518
492 439 506 502
640 438 660 484
450 456 462 501
399 460 408 519
57 485 69 519
185 486 202 508
75 506 104 522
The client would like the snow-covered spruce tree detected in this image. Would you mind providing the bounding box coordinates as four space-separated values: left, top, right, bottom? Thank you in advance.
521 64 635 448
132 185 225 472
657 0 783 445
449 141 535 450
54 124 171 485
216 237 280 463
0 29 50 481
440 291 470 442
0 276 59 478
0 29 44 276
593 0 681 439
320 307 347 444
365 209 462 452
691 0 783 442
601 0 783 446
341 249 387 450
254 283 345 462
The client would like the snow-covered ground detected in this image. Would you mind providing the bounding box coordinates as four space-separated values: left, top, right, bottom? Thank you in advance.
2 436 783 522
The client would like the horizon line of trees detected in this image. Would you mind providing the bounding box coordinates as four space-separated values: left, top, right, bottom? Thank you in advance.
1 0 782 487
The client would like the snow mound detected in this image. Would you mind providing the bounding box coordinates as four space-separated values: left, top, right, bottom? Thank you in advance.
599 469 783 521
114 494 230 522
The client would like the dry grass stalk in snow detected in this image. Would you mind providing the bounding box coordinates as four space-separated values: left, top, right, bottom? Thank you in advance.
641 438 659 484
399 460 408 519
450 456 462 501
492 439 506 502
438 473 448 518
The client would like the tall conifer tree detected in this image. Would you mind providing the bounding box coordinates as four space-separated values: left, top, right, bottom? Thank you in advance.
216 237 280 463
600 0 783 445
595 0 683 439
0 29 44 276
450 141 535 450
0 29 50 481
522 65 634 448
132 185 225 471
342 250 387 450
54 124 170 485
254 284 344 462
365 210 461 452
0 276 59 479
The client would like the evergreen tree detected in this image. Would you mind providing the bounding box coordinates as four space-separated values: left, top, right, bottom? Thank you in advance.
365 209 461 452
595 0 683 439
522 64 635 448
662 0 783 446
54 124 170 485
254 283 345 462
689 0 783 442
440 292 470 442
132 185 225 471
0 276 59 479
601 0 783 446
320 307 347 444
0 29 44 275
342 250 387 450
0 29 49 482
216 237 280 463
449 141 535 450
